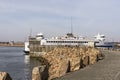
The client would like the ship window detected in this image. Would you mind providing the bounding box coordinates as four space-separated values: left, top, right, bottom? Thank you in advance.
101 36 105 38
79 41 81 43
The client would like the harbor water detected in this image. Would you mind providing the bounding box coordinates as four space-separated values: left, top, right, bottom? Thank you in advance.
0 47 41 80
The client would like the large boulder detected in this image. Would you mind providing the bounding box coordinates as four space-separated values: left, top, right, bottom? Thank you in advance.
48 59 70 80
32 65 48 80
70 55 82 71
87 48 100 64
81 56 89 68
0 72 12 80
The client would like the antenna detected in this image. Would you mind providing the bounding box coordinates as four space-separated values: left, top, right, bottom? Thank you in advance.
29 28 32 37
71 17 73 34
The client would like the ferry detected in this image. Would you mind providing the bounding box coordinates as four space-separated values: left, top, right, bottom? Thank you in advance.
24 33 106 54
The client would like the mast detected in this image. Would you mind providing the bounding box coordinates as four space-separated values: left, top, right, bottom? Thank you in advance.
71 17 73 34
29 28 32 38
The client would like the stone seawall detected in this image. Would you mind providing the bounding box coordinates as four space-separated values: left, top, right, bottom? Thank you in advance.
32 46 104 80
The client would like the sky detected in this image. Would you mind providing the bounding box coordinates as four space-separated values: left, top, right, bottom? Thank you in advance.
0 0 120 41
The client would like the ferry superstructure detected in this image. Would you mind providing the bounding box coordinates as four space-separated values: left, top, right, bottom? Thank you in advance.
24 33 105 54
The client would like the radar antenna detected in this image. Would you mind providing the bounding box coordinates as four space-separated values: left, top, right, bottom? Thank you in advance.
29 28 32 38
71 17 73 34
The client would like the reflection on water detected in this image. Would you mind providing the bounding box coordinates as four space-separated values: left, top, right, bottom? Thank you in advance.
24 55 30 64
0 47 41 80
24 55 31 80
24 55 41 80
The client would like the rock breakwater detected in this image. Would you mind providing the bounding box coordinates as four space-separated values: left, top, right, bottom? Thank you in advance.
34 46 104 80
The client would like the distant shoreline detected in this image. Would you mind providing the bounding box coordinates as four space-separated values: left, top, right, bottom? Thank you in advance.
0 42 24 47
0 41 24 47
0 45 24 47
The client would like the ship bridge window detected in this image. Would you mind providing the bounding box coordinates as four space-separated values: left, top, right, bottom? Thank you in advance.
47 41 52 43
84 41 88 43
78 41 82 43
65 41 68 43
81 41 83 43
101 36 105 38
59 41 61 43
55 41 58 43
48 41 53 43
75 41 78 43
59 41 63 43
68 41 71 43
46 40 89 44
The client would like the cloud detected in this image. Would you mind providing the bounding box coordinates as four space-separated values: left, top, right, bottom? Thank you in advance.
0 0 101 17
0 0 118 18
0 0 120 41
